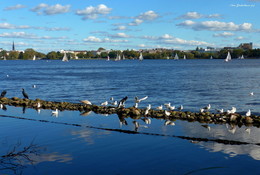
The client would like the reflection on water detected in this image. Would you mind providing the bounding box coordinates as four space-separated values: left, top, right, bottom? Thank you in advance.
0 139 72 175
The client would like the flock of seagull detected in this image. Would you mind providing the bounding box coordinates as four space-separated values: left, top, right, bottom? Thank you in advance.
0 89 256 132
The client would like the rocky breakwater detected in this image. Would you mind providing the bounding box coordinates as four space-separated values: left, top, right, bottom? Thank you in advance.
0 97 259 127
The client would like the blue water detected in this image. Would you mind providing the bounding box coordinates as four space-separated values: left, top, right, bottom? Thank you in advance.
0 59 260 174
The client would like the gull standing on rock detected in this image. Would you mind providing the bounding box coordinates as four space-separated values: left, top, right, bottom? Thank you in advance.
246 109 251 117
156 105 163 110
134 96 148 108
117 96 128 108
101 101 108 106
80 100 92 105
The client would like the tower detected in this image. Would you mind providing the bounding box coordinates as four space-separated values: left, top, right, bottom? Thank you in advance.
12 41 15 51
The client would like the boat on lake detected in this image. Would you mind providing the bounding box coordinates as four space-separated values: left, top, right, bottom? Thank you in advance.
225 52 231 62
32 55 36 61
174 53 179 60
62 53 69 62
139 53 143 61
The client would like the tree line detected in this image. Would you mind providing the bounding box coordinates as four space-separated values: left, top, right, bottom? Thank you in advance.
1 48 260 60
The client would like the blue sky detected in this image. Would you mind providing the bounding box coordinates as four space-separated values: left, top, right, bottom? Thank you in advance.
0 0 260 53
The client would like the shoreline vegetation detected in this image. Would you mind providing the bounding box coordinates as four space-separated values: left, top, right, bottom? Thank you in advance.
0 97 259 127
1 47 260 60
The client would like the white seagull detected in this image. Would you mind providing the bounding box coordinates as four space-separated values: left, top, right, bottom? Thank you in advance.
52 109 59 117
250 92 254 96
135 96 148 103
246 109 251 117
101 101 108 106
165 110 171 117
203 104 211 111
227 107 236 114
156 105 163 110
164 120 175 126
178 105 183 111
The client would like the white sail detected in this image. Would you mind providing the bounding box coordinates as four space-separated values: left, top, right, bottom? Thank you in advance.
183 55 186 59
3 56 6 60
32 55 36 61
167 56 169 60
174 53 179 60
139 53 143 61
241 55 244 59
225 52 231 62
62 52 69 62
122 55 126 60
115 53 121 61
210 56 213 59
107 55 110 61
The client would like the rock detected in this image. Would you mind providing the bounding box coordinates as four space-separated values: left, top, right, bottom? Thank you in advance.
245 116 253 124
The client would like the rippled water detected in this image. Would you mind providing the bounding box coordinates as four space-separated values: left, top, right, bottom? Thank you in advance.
0 59 260 174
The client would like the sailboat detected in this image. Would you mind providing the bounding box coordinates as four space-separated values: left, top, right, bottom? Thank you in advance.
183 55 186 60
122 55 126 60
174 53 179 60
139 53 143 61
210 56 213 59
62 52 69 62
107 55 110 61
32 55 36 61
225 52 231 62
240 55 244 59
115 54 121 61
3 56 6 60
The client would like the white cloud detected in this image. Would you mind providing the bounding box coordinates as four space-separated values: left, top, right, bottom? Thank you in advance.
177 20 253 31
113 26 127 31
0 32 35 38
128 10 159 26
112 33 130 38
83 36 128 43
76 4 112 20
235 36 246 40
4 4 26 11
142 34 212 47
0 22 30 29
137 10 159 20
213 32 235 37
31 3 70 15
177 12 222 19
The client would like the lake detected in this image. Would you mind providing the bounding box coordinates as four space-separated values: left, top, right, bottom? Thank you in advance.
0 59 260 174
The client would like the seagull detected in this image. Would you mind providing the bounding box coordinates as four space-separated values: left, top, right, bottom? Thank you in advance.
0 90 7 98
134 96 148 103
250 92 254 96
165 103 175 110
80 100 92 105
146 104 151 110
156 105 163 110
22 88 29 99
110 100 118 106
165 110 171 117
117 96 128 108
52 109 59 117
178 105 183 111
246 109 251 117
203 104 211 111
245 128 251 134
32 85 37 88
227 107 236 114
37 102 41 108
101 101 108 106
216 108 224 113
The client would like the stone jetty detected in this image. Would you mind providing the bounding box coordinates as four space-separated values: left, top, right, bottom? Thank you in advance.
0 97 259 127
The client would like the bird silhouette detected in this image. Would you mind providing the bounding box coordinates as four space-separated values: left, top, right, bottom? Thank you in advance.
0 90 7 98
22 88 29 99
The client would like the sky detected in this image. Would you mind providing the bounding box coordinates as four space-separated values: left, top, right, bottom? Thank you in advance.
0 0 260 53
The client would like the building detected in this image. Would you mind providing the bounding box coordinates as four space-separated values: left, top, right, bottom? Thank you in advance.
238 42 253 50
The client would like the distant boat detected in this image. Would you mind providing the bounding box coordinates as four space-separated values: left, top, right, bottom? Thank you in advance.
240 55 244 59
3 56 6 60
174 53 179 60
225 52 231 62
115 54 121 61
139 53 143 61
32 55 36 61
107 55 110 61
167 56 169 60
62 52 69 62
210 56 213 59
183 55 186 60
122 55 126 60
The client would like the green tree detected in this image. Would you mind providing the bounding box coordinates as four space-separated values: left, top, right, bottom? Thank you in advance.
23 48 36 60
46 51 58 59
8 51 19 60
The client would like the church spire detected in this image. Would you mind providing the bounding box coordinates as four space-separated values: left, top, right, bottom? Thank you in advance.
12 41 15 51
